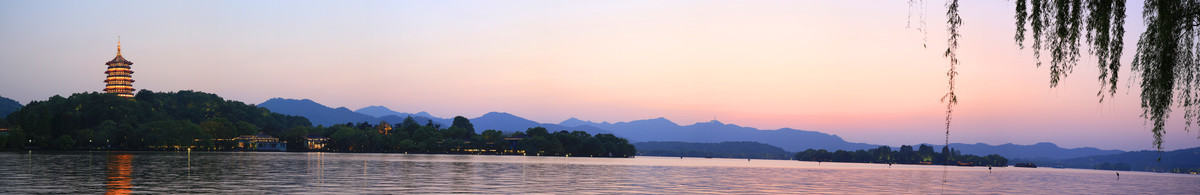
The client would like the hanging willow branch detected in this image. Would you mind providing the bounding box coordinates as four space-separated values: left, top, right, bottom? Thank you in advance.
1012 0 1199 150
943 0 961 148
908 0 929 48
1131 0 1200 150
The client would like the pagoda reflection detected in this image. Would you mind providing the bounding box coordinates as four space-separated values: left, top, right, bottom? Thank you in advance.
105 153 133 195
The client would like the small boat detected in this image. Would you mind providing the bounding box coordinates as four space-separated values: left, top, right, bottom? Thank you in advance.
1014 163 1037 168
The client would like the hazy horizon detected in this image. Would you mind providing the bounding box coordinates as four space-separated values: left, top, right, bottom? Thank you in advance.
3 0 1198 151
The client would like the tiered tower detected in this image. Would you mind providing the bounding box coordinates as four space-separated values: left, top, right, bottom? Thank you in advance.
103 39 135 98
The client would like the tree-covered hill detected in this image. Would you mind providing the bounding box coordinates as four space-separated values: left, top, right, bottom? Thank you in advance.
0 90 637 157
1 90 310 150
0 95 21 119
1018 147 1200 173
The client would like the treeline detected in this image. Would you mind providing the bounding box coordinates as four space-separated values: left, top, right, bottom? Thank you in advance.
284 117 636 157
1014 146 1200 173
793 144 1008 167
1 90 309 150
635 141 792 160
0 90 636 157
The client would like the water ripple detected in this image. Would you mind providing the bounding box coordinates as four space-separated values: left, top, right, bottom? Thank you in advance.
0 151 1197 194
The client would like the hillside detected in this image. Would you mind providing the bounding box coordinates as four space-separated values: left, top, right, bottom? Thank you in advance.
3 90 311 150
0 95 20 119
635 141 792 160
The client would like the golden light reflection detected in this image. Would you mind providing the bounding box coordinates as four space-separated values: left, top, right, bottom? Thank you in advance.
105 153 133 195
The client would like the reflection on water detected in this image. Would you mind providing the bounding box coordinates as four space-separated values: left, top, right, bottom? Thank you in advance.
105 153 132 195
0 151 1198 194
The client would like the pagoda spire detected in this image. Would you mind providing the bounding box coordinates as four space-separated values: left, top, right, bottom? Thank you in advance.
104 37 135 98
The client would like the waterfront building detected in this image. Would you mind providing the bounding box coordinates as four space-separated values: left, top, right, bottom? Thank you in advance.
103 40 135 98
377 121 391 135
234 133 287 151
304 135 329 150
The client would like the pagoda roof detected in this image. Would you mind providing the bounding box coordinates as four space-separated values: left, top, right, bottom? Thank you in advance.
106 54 133 65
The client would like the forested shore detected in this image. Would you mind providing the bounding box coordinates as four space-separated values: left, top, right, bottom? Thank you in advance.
0 90 635 157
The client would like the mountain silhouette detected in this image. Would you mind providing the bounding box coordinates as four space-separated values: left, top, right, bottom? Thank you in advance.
353 106 453 125
559 117 594 127
260 99 607 134
560 117 878 151
470 112 612 135
0 95 20 119
1057 146 1200 171
259 99 1132 159
355 105 402 118
258 98 377 126
258 98 445 127
930 142 1125 160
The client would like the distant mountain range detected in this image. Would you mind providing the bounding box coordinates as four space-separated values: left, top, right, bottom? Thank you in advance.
467 112 613 135
0 95 21 119
355 106 453 125
256 98 1135 159
1009 146 1200 172
560 117 877 151
257 98 611 135
1058 147 1200 172
257 98 445 127
931 142 1125 160
635 141 792 160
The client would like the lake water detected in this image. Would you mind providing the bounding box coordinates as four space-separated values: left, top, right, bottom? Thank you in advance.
1 151 1197 194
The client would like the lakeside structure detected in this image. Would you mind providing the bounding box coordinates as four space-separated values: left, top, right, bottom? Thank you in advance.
304 135 329 150
234 133 287 151
103 39 135 98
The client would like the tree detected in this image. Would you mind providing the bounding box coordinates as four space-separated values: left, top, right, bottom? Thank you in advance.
235 121 261 136
6 90 310 150
917 144 935 162
481 129 506 152
872 146 893 163
329 126 367 151
525 127 550 137
940 145 952 164
400 116 421 133
899 145 916 163
925 0 1200 150
52 135 74 150
450 116 475 132
200 117 237 139
442 127 474 140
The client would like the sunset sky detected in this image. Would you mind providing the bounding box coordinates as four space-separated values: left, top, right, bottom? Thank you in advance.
2 0 1197 151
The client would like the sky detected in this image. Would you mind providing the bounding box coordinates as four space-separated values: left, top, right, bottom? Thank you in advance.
1 0 1197 151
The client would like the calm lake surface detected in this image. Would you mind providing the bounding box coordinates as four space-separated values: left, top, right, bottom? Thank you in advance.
1 151 1197 194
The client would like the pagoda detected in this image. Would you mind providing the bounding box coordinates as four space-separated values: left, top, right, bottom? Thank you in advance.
103 39 135 98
